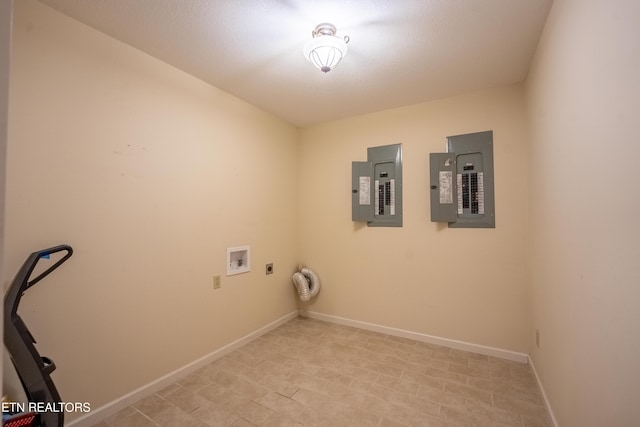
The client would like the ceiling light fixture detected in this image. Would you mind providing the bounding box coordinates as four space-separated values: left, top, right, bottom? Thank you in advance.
303 23 350 73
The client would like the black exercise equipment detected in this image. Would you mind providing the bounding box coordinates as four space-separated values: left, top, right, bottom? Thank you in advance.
4 245 73 427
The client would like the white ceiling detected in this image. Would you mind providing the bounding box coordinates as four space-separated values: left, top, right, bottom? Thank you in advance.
38 0 553 127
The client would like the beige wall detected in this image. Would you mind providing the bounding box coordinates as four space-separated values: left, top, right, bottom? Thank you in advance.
5 0 298 415
1 0 15 397
0 1 11 268
298 85 530 353
526 0 640 425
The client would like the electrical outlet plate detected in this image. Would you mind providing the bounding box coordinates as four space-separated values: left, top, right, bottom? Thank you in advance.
265 263 273 275
213 275 221 289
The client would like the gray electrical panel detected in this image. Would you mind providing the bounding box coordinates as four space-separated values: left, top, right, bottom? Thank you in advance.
429 131 495 228
352 143 403 227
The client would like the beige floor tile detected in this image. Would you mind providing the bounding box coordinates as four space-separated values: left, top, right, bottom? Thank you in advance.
493 393 548 419
226 349 265 368
350 378 396 401
384 401 423 425
259 373 301 398
362 360 404 378
376 374 421 395
161 385 208 413
301 399 380 427
443 382 493 407
314 367 354 388
190 401 239 426
104 406 138 426
154 383 181 398
438 403 495 427
262 412 304 427
343 390 392 416
224 395 274 425
401 370 445 390
230 419 253 427
424 366 468 385
282 358 322 376
208 369 239 387
522 412 551 427
177 372 213 393
106 410 158 427
466 377 513 394
407 413 459 427
226 376 270 400
256 391 306 421
150 405 208 427
196 382 232 404
131 395 172 419
92 317 551 427
450 348 490 362
378 417 407 427
387 390 441 418
290 387 334 412
338 364 381 383
447 361 492 379
417 387 466 407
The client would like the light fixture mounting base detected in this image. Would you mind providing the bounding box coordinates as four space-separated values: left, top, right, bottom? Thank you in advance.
312 23 337 38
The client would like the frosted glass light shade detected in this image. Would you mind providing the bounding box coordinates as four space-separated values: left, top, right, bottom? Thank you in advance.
303 36 348 73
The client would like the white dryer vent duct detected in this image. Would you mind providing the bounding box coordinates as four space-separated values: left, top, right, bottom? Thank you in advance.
292 266 320 302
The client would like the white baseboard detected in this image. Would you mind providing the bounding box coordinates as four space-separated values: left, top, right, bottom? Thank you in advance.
68 309 539 427
299 310 529 364
66 310 299 427
528 356 559 427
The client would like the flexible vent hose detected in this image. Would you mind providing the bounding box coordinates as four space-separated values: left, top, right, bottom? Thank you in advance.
292 267 320 302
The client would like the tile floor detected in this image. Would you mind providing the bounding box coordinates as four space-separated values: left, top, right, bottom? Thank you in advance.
94 316 550 427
